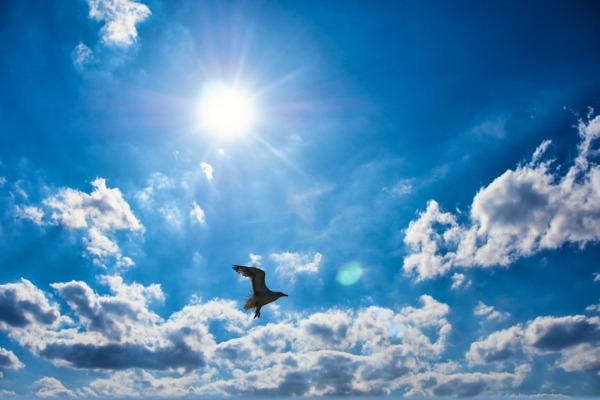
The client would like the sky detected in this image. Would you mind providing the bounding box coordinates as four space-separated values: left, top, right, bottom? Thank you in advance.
1 0 600 398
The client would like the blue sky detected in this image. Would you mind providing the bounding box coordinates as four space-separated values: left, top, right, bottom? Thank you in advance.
1 0 600 398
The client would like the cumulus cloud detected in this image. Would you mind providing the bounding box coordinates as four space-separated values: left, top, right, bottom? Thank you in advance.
474 301 510 322
86 0 151 47
85 369 201 398
36 377 75 398
0 347 24 370
0 277 254 375
15 178 143 268
44 178 141 231
270 251 322 283
467 314 600 376
6 277 594 396
403 114 600 280
402 364 531 397
0 280 464 397
0 279 60 329
450 272 471 290
466 326 524 366
207 295 453 397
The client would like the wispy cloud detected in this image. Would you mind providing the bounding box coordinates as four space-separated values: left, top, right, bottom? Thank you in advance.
271 251 322 283
71 42 94 69
403 114 600 280
474 301 510 322
450 272 471 290
190 202 206 224
199 162 214 181
15 205 44 225
86 0 151 47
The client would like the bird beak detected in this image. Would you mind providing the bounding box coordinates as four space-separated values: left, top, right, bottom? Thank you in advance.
282 293 288 297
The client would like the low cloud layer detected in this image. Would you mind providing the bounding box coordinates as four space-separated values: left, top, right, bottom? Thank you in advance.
403 115 600 280
1 275 598 396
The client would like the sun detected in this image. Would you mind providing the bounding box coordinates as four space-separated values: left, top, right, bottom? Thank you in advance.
198 84 256 137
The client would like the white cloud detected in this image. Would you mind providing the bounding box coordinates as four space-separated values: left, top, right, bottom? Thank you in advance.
44 178 142 231
270 251 322 283
474 301 510 322
36 377 75 398
389 179 414 196
36 178 142 267
87 0 151 47
84 227 120 259
586 302 600 313
450 272 471 290
15 205 44 225
403 114 600 280
248 253 262 266
86 369 201 398
593 272 600 282
466 326 524 366
190 201 206 224
200 162 214 181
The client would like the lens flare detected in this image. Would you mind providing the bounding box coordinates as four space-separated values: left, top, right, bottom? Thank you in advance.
336 261 363 286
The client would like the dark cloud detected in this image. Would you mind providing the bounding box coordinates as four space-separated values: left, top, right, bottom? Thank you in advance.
0 280 59 328
0 348 23 369
304 320 349 347
528 316 600 351
215 341 251 364
432 377 486 397
277 371 311 396
40 340 206 371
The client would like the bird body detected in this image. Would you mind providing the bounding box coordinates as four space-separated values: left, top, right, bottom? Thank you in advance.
232 265 287 318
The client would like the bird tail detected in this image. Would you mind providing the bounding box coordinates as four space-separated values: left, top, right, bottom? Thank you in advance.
243 293 256 311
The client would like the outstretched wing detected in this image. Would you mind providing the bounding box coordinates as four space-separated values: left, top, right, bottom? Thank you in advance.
232 265 269 295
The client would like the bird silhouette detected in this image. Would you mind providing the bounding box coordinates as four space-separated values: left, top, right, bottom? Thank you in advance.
232 265 288 318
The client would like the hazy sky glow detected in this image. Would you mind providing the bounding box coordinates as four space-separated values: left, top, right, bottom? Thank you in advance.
1 1 600 398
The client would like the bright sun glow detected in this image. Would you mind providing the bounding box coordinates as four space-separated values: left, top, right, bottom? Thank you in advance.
199 84 256 137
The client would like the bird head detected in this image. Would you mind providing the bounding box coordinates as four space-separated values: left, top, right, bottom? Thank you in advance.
278 292 288 298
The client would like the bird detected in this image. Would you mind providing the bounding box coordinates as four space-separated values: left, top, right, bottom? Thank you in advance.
232 265 288 319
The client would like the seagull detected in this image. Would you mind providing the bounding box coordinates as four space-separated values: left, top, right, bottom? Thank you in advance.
232 265 288 319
